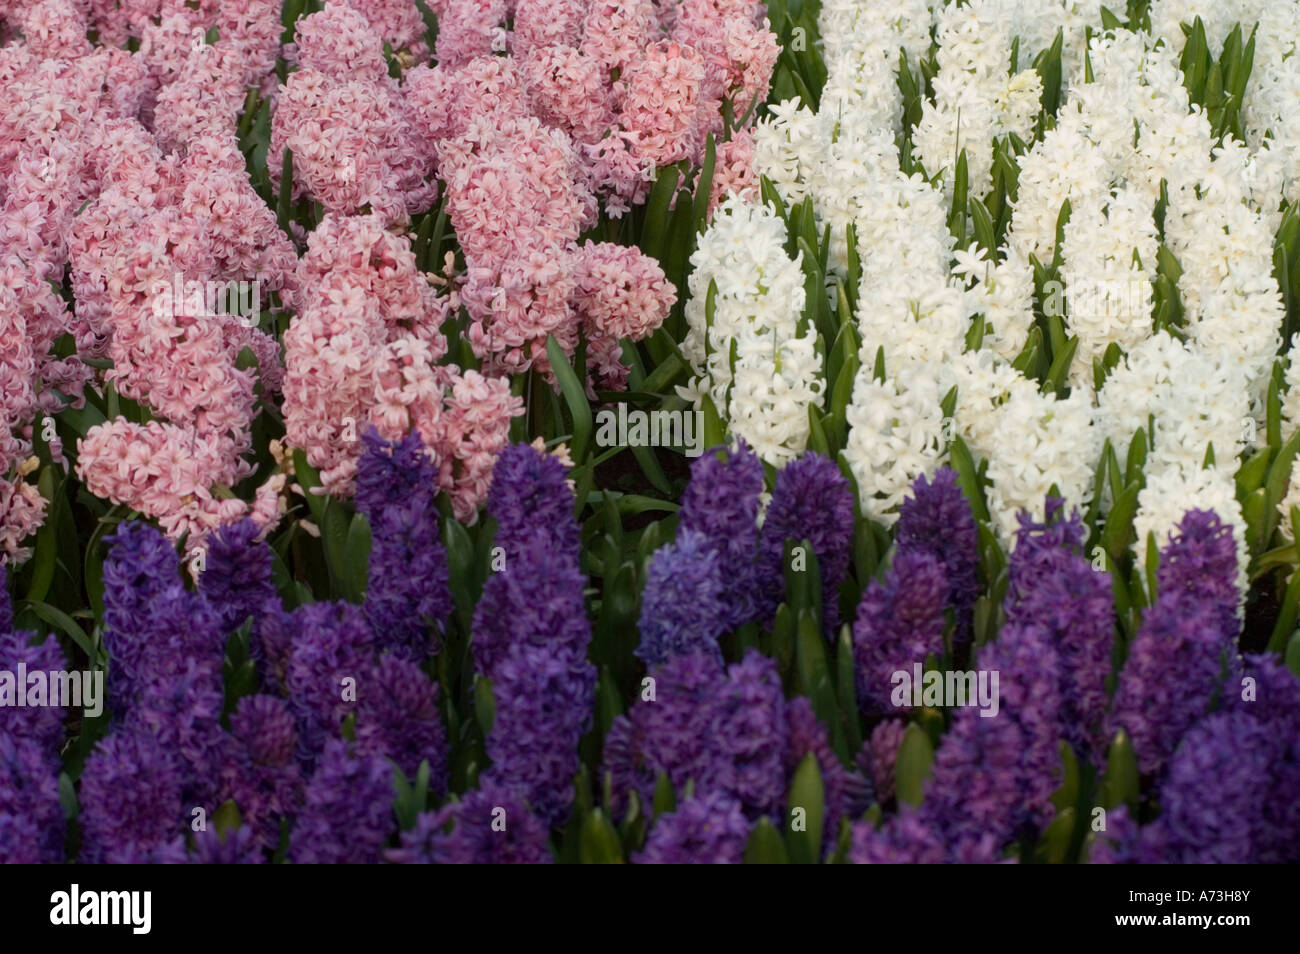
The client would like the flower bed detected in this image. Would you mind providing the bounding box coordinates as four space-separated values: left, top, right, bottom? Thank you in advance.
0 0 1298 864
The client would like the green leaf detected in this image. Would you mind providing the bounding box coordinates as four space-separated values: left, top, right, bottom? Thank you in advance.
895 723 934 808
213 800 242 839
579 809 624 864
652 771 676 818
345 511 372 603
1285 629 1300 678
474 677 496 738
797 609 848 762
784 752 825 864
19 600 95 660
276 147 294 236
1100 728 1139 814
744 818 790 863
546 335 593 463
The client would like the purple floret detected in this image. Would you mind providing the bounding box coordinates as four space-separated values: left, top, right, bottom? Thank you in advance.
79 728 184 864
756 452 855 632
386 780 553 864
290 739 395 864
635 528 728 668
635 791 752 864
896 466 979 636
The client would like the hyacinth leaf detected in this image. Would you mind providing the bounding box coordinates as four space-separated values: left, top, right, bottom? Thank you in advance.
744 818 790 864
700 393 726 450
771 602 796 687
948 436 990 523
1267 359 1284 449
20 599 95 662
1033 807 1077 864
210 799 242 840
1267 567 1300 653
894 723 934 808
652 771 675 819
58 772 77 822
546 335 592 464
640 164 680 261
784 752 825 864
595 667 623 742
1100 728 1139 814
1285 629 1300 678
442 518 475 615
1033 30 1064 117
1103 483 1139 560
1237 446 1271 498
1050 741 1079 813
836 625 863 755
579 809 624 864
24 466 57 604
344 511 371 603
1042 335 1077 395
473 676 496 739
693 135 716 236
797 609 848 762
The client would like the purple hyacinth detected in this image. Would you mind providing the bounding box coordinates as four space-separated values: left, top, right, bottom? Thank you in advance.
355 654 448 789
604 651 790 821
290 739 396 864
604 652 728 814
107 838 190 864
286 601 376 762
471 529 590 679
635 529 728 668
918 623 1063 856
0 732 63 863
483 643 595 828
896 467 979 637
1085 805 1167 864
189 825 266 864
756 452 855 632
1152 711 1273 863
386 781 553 864
862 719 906 805
356 430 452 659
712 650 787 819
79 728 184 864
678 442 764 630
852 549 948 715
200 518 289 681
127 657 228 805
785 697 872 849
635 791 751 864
1107 587 1228 777
221 695 304 848
1004 500 1113 764
849 809 971 864
0 629 68 749
486 442 579 562
101 522 225 713
1156 508 1240 641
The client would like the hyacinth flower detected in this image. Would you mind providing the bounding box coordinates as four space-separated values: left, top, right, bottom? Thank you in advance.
100 522 226 714
485 441 580 563
482 643 595 828
285 601 377 764
472 529 591 679
0 628 68 750
851 549 948 715
1155 509 1241 642
853 623 1063 863
220 695 304 851
79 728 185 865
290 740 396 865
635 528 728 668
355 654 449 790
677 442 765 630
188 826 266 865
1003 499 1113 764
862 719 907 805
895 467 979 639
0 732 64 864
355 429 452 659
200 518 291 683
387 780 553 864
755 452 855 633
1107 546 1235 778
635 791 752 864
